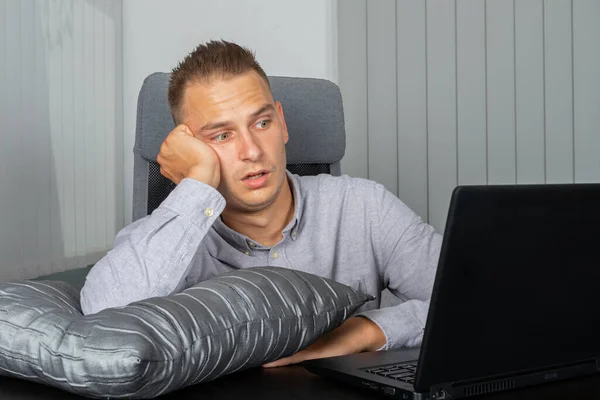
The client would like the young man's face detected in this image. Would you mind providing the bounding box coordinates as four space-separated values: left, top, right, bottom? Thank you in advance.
181 71 289 213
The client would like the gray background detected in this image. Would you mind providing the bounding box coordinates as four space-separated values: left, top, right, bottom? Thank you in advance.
338 0 600 233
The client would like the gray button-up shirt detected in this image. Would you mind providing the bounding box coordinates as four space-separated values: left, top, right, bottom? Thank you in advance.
81 172 442 350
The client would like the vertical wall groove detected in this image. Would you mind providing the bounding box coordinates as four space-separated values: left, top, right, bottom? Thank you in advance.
570 0 575 182
542 0 547 183
365 0 369 179
513 0 517 182
484 0 489 184
17 0 24 265
103 1 109 245
424 2 430 222
454 0 459 186
395 0 399 191
72 0 79 256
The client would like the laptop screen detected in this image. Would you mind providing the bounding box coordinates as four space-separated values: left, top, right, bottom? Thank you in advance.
416 184 600 391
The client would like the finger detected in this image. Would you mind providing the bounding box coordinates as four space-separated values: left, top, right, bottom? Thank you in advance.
176 124 195 136
262 349 311 368
159 166 169 179
262 356 296 368
160 167 178 184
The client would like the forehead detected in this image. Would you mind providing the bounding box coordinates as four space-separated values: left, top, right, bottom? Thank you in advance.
181 71 274 126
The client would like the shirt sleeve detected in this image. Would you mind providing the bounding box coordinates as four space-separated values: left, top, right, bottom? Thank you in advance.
80 178 226 315
356 183 442 350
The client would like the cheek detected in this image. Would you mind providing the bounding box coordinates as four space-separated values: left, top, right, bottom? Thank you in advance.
212 147 246 184
266 131 287 153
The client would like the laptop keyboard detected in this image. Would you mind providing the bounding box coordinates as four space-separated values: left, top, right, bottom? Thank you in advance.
364 362 417 384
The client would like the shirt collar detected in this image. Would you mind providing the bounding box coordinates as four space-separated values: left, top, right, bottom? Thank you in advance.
212 170 303 250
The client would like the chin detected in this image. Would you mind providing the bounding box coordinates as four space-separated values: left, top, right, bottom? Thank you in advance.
243 191 278 210
229 186 280 212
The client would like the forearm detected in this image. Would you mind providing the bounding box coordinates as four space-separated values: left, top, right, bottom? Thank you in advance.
371 184 442 349
80 178 225 314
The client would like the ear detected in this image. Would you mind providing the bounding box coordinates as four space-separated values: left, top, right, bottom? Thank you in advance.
275 101 289 144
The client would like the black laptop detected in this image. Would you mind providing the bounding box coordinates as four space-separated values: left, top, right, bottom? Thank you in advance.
304 183 600 399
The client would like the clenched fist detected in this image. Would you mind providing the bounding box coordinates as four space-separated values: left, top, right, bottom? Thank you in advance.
157 124 220 188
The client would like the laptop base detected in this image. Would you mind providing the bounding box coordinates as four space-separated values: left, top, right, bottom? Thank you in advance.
304 348 424 399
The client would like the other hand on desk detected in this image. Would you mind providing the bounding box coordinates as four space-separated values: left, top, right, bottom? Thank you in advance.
262 316 386 368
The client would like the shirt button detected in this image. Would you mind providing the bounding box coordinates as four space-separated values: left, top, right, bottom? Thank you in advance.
247 241 256 248
291 230 297 239
244 250 251 256
272 251 279 259
205 207 214 217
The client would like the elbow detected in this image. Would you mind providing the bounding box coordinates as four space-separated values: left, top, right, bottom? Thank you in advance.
80 280 118 315
80 285 101 315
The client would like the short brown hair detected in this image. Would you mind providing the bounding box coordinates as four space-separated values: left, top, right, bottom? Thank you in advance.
168 40 270 123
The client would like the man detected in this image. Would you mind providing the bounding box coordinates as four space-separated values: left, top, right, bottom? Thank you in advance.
80 40 442 368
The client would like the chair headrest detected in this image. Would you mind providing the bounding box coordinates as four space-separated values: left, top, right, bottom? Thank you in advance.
134 73 346 165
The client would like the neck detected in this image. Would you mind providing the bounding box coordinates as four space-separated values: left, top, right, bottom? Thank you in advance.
221 177 295 247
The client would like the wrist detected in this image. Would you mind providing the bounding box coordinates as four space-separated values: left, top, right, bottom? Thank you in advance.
186 165 219 188
356 316 386 351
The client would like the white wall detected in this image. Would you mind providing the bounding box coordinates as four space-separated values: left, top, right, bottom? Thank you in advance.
122 0 338 224
0 0 123 281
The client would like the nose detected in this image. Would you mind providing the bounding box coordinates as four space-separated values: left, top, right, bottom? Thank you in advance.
238 129 263 162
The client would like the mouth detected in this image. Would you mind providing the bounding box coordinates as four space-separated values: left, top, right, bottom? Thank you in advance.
242 170 269 181
241 170 271 189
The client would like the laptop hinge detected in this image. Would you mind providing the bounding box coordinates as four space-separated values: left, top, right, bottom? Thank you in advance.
429 359 600 399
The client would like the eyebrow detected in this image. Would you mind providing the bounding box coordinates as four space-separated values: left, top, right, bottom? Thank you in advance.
199 103 275 133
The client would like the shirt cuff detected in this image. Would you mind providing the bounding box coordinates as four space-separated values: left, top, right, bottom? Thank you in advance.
158 178 226 223
356 299 428 350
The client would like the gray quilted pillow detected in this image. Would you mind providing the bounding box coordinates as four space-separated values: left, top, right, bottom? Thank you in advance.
0 266 373 398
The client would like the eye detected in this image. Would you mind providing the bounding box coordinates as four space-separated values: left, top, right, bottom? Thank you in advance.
256 119 271 129
214 132 231 142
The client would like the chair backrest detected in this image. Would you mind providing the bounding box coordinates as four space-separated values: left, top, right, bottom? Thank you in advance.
132 73 346 221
